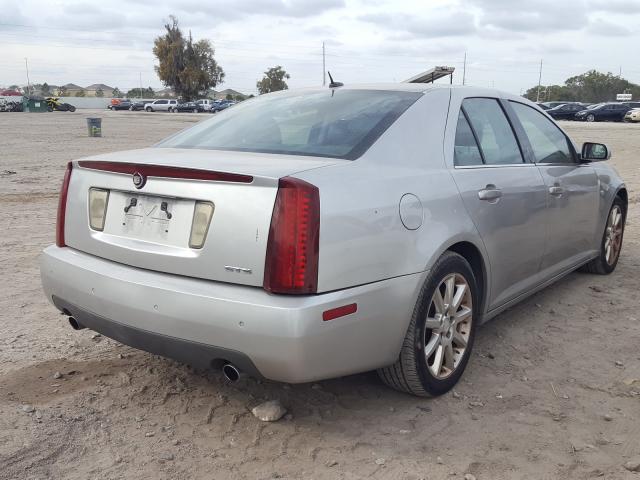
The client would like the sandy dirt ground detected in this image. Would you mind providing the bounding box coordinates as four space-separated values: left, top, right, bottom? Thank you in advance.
0 110 639 480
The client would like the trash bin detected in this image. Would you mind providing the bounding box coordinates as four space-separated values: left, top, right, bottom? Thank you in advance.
86 117 102 137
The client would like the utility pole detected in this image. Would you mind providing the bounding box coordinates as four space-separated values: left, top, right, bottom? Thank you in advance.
139 72 143 99
24 57 31 96
619 66 622 78
462 51 467 86
536 59 543 103
322 42 326 86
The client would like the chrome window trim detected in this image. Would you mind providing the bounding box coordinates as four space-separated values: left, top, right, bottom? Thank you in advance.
454 163 537 170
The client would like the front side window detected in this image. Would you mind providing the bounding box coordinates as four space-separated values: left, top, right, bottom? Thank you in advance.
510 102 574 164
462 98 523 165
454 110 483 166
158 89 421 160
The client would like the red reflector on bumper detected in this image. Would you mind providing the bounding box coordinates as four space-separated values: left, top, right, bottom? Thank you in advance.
322 303 357 321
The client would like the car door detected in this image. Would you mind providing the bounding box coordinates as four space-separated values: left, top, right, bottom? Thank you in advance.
604 104 618 120
564 105 579 119
507 101 600 274
449 97 548 310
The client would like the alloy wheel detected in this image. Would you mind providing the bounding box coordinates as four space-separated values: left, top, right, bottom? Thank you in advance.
604 205 623 265
423 273 473 379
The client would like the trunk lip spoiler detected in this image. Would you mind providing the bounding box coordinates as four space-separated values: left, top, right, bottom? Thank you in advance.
77 161 254 184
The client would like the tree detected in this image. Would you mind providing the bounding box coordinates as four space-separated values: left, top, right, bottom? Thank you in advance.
58 86 68 96
225 93 234 100
523 70 640 103
75 90 86 97
95 88 104 97
126 87 155 98
256 66 290 94
153 16 225 101
112 87 123 98
234 94 245 102
41 82 50 95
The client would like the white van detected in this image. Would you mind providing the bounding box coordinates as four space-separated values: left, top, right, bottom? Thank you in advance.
196 99 214 111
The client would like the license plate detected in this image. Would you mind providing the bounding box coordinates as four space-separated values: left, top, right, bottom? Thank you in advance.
102 191 195 247
122 194 173 239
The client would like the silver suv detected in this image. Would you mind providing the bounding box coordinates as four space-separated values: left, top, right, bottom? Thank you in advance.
144 99 178 112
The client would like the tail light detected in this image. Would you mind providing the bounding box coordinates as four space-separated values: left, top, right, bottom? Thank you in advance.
56 162 73 247
264 177 320 294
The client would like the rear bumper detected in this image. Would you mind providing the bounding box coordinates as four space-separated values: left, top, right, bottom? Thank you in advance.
40 246 424 383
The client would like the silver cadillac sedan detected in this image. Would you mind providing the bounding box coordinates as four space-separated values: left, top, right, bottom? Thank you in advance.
40 84 627 396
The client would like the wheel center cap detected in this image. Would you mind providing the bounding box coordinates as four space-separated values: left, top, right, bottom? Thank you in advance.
442 315 452 335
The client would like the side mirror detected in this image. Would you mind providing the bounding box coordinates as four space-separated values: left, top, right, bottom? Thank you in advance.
581 142 611 162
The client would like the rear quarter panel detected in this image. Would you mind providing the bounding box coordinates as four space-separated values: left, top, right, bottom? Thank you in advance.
296 88 486 294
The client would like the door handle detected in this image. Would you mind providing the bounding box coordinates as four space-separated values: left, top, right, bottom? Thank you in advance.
548 186 564 196
478 185 502 201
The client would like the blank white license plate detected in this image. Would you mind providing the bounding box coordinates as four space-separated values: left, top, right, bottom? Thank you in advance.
102 191 195 246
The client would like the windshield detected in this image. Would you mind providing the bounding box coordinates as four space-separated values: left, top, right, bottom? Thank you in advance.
157 89 421 159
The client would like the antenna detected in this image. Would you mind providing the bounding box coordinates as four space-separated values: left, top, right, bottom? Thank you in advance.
327 71 343 88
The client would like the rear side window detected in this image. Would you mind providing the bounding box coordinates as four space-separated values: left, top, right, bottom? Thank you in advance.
454 111 483 166
158 89 421 160
462 98 523 165
510 102 574 163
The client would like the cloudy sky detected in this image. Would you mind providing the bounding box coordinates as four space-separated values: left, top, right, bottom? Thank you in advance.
1 0 639 95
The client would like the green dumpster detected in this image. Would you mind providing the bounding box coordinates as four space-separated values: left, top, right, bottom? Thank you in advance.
23 97 48 112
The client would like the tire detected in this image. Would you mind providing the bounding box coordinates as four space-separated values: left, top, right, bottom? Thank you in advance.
586 114 595 122
146 107 152 112
581 197 626 274
378 251 479 397
69 106 76 112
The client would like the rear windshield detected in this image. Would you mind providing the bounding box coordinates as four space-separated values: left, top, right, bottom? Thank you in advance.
157 89 421 160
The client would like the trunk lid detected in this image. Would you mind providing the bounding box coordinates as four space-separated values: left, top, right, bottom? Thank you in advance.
63 147 340 286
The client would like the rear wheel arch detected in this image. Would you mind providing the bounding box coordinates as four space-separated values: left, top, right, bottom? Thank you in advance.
446 241 488 317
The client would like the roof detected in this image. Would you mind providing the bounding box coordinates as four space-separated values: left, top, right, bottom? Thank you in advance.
62 83 83 89
218 88 246 97
85 83 114 90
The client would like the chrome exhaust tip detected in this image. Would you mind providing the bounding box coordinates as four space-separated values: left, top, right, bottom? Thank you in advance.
68 317 85 330
222 363 241 382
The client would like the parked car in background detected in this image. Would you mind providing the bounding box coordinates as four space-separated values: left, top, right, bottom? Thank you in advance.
623 101 640 109
196 99 214 111
109 100 133 111
144 99 179 112
129 100 148 111
540 101 580 109
624 108 640 122
211 100 236 113
575 103 632 122
176 101 205 113
41 85 627 397
545 103 584 120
